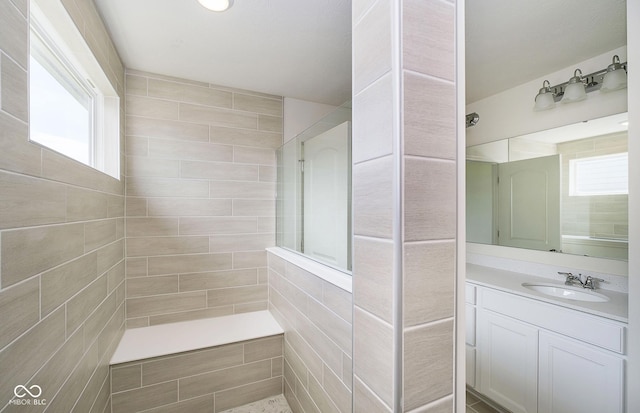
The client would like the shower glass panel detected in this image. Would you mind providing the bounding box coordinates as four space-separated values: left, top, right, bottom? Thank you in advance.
276 102 352 272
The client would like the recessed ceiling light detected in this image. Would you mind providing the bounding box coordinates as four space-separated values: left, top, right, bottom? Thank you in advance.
197 0 233 12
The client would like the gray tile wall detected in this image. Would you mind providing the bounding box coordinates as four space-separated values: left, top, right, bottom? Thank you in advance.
352 0 457 411
268 252 353 413
124 70 282 327
110 335 284 413
0 0 125 412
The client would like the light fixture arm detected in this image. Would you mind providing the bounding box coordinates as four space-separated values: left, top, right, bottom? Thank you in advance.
541 60 627 102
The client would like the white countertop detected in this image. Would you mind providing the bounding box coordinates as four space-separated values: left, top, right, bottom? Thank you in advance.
466 263 629 323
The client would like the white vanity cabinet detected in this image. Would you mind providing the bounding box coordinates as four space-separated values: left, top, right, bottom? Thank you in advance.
470 282 626 413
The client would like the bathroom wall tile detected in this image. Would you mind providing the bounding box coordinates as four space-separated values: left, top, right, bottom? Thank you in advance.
234 300 268 313
0 0 27 67
30 327 85 408
209 233 274 253
352 72 394 164
322 281 352 323
0 308 65 409
233 199 275 217
126 135 149 156
0 112 41 176
147 198 232 217
0 170 67 229
9 0 27 16
107 260 125 293
85 219 118 252
321 364 352 413
1 223 85 287
181 160 259 181
126 197 148 217
244 335 283 363
294 377 322 413
72 364 110 413
140 395 214 413
67 187 109 221
90 377 111 413
126 291 207 318
179 217 257 235
209 125 282 149
0 277 39 349
126 177 209 197
233 146 276 165
126 258 148 278
207 284 268 307
147 138 233 162
126 156 180 178
353 236 393 323
306 297 352 354
403 0 455 81
1 52 27 121
403 320 454 410
354 307 393 406
149 306 234 325
179 103 258 129
259 165 276 182
258 114 283 132
125 95 179 120
404 157 456 241
126 275 179 298
352 0 376 24
147 253 232 275
354 377 392 413
234 93 283 116
309 373 341 413
258 217 276 233
96 239 124 275
403 72 455 159
417 395 454 413
179 360 272 400
233 250 267 268
179 269 257 291
272 356 284 377
342 353 353 391
404 241 455 327
108 194 125 218
284 263 324 302
353 0 392 94
148 78 233 108
296 314 345 377
112 381 178 413
210 181 276 199
66 274 108 334
126 236 209 257
128 69 209 87
126 217 180 237
126 116 209 142
214 376 283 412
41 252 98 316
125 74 148 96
142 343 244 385
353 156 394 238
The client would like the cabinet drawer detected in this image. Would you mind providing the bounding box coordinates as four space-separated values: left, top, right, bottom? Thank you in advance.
479 288 626 354
465 283 476 304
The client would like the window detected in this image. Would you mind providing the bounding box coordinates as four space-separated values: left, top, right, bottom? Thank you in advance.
569 153 628 196
29 0 120 179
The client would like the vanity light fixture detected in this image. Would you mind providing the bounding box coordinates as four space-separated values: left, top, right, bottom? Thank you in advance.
197 0 233 12
532 55 627 111
601 55 627 92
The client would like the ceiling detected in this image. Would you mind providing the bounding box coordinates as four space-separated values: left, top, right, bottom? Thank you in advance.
465 0 627 103
94 0 352 106
94 0 626 107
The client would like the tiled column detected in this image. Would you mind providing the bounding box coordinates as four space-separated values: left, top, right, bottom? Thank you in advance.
352 0 457 411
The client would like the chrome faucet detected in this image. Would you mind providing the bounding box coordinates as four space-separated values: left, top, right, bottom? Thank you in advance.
583 276 605 290
558 272 584 287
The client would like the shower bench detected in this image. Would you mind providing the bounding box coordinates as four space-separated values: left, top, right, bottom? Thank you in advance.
109 311 284 413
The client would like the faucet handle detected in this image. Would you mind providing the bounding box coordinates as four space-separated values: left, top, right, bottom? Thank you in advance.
584 275 606 289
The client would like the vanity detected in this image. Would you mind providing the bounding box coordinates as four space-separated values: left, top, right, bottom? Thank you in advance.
466 264 628 413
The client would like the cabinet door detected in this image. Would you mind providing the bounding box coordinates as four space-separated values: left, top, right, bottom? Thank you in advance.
539 332 624 413
478 310 538 413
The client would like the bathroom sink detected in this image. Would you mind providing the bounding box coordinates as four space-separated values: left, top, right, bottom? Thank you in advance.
521 283 609 302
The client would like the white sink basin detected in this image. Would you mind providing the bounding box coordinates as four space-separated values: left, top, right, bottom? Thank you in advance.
521 283 609 302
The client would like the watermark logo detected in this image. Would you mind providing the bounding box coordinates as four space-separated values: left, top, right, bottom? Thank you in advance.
10 385 46 406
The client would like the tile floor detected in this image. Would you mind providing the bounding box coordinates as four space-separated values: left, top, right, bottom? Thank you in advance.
466 390 505 413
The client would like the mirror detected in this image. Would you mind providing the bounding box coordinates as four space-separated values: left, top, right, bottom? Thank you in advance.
466 112 628 261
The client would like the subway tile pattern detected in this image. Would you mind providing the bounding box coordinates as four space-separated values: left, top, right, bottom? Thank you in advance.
352 0 457 411
110 335 284 413
268 252 353 413
0 1 125 413
124 70 282 327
